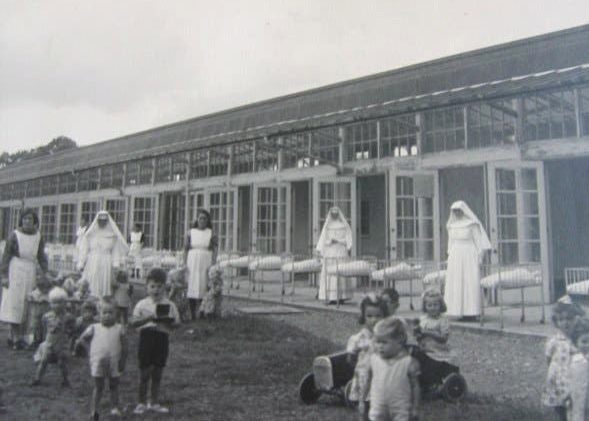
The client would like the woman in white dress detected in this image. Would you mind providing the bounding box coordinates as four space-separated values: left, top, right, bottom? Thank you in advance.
444 201 491 320
184 210 217 320
77 211 128 299
0 208 48 349
316 207 353 304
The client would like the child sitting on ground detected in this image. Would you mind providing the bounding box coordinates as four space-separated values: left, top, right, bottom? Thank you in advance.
347 293 388 420
75 297 128 420
367 317 421 421
27 276 52 349
32 287 76 387
167 267 189 323
112 270 133 326
71 300 98 357
568 317 589 421
543 296 585 421
131 268 181 415
199 265 223 320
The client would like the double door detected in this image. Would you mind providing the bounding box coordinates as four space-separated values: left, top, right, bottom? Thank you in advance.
388 171 439 261
251 183 290 254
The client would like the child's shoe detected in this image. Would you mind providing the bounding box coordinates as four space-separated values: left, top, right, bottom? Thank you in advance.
133 403 148 415
148 403 170 413
89 411 99 421
110 407 122 417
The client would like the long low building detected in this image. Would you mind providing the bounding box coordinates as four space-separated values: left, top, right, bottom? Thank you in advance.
2 25 589 301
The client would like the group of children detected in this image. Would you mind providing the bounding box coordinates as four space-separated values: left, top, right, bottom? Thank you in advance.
11 266 185 420
345 285 589 421
346 286 451 421
543 296 589 421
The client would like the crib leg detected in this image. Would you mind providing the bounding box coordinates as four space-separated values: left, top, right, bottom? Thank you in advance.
540 283 546 324
409 279 414 311
520 288 525 323
480 287 485 327
499 286 504 330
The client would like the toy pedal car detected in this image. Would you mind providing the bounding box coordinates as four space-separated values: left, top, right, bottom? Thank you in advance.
299 347 467 406
298 351 356 406
409 345 467 402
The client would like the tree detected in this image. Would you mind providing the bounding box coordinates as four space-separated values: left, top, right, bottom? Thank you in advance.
0 136 77 169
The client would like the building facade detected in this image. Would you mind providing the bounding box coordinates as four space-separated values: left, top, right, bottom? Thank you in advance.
2 25 589 300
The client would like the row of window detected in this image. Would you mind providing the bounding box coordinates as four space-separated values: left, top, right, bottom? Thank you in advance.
4 198 155 247
2 86 589 201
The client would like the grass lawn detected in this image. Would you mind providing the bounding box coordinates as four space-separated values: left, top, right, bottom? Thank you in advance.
0 298 554 420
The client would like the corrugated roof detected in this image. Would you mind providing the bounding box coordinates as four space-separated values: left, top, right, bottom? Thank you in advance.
2 24 589 183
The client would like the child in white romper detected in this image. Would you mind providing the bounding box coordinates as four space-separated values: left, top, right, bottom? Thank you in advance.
75 297 128 420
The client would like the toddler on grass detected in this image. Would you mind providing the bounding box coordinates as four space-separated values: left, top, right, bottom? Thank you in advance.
543 297 585 421
347 293 388 420
31 287 75 387
75 297 128 420
72 300 98 357
27 276 52 348
131 267 180 415
111 270 133 326
367 317 420 421
568 317 589 421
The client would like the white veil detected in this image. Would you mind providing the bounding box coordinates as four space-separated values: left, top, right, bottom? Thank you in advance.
316 206 353 254
447 200 492 254
77 210 129 269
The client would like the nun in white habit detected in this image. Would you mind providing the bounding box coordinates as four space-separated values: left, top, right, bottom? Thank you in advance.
316 207 353 303
77 211 129 299
444 201 491 319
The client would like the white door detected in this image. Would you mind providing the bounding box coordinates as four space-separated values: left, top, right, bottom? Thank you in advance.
487 162 550 296
388 171 439 261
252 183 291 254
313 177 357 255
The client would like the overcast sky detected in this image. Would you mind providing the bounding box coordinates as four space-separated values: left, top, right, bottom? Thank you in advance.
1 0 588 154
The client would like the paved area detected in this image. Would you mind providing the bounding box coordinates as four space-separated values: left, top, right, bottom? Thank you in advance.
223 273 557 338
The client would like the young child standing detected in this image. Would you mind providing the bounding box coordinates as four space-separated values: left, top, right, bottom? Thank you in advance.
543 297 585 421
167 267 189 323
112 271 133 326
75 297 128 420
367 317 421 421
568 317 589 421
199 265 224 320
32 287 76 387
347 294 388 420
27 276 52 348
131 268 180 415
72 300 98 357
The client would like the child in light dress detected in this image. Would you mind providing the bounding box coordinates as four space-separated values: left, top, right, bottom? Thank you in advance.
31 287 76 387
112 270 133 326
543 297 585 421
199 265 223 320
413 287 453 395
367 317 420 421
167 267 189 323
347 294 388 420
75 297 128 420
568 317 589 421
27 276 52 348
